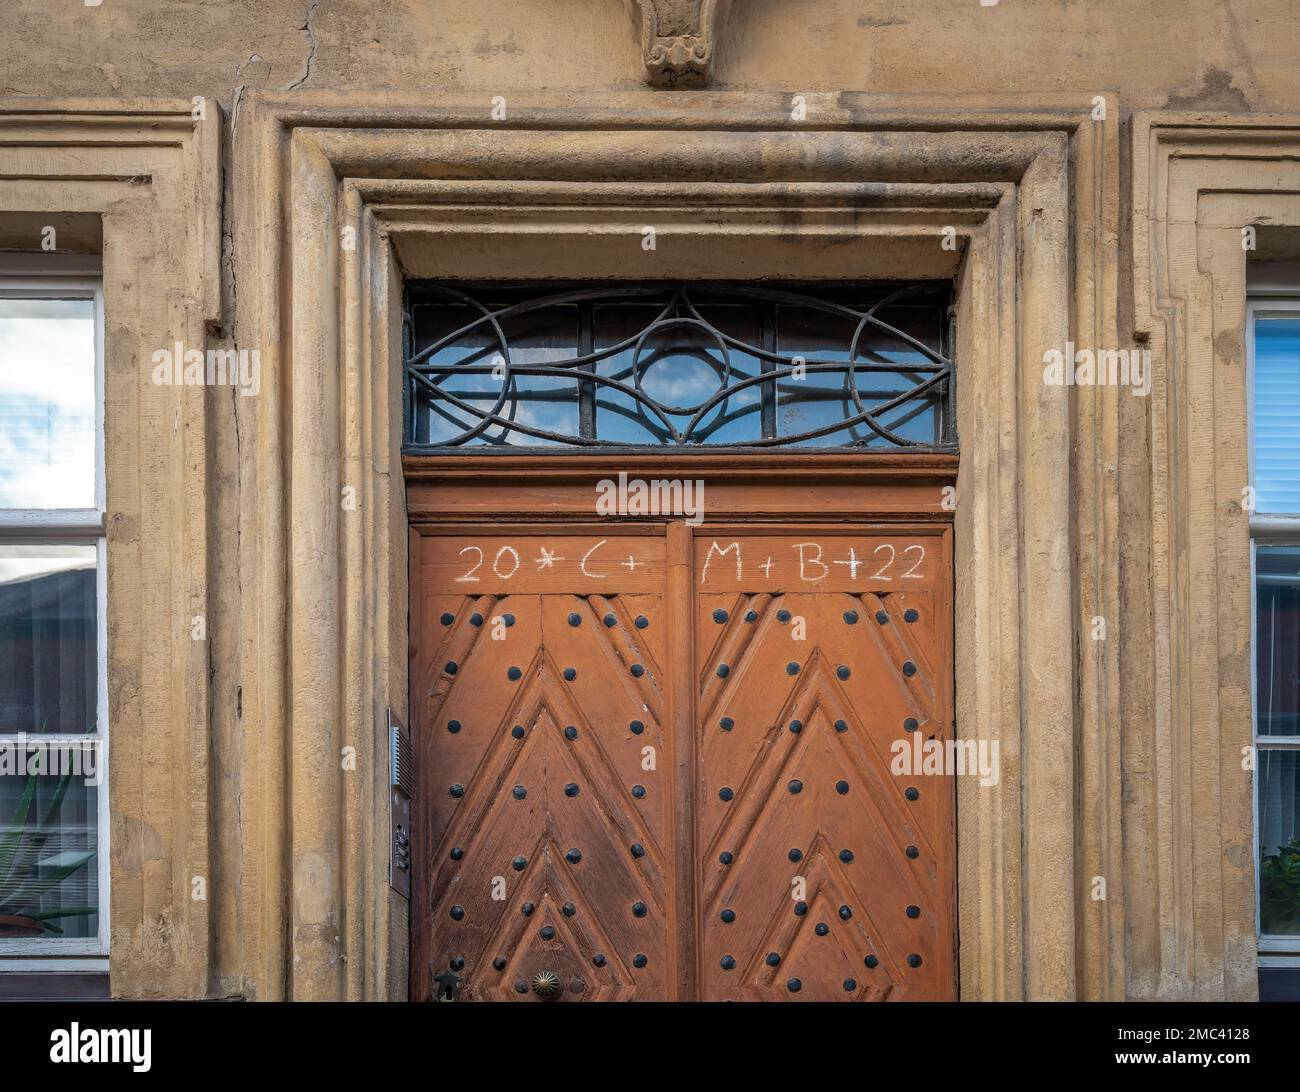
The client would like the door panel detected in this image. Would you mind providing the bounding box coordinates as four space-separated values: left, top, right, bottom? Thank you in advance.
410 523 955 1001
410 532 675 1001
694 530 955 1000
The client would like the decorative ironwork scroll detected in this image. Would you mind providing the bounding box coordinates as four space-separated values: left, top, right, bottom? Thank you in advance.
403 282 954 451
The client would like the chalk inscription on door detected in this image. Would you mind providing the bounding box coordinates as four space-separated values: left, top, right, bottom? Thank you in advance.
410 528 955 1000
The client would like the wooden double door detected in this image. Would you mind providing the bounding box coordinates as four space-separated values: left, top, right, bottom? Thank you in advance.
409 511 955 1002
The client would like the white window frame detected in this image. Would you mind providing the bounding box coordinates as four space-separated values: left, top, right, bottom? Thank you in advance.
0 274 109 964
1247 295 1300 960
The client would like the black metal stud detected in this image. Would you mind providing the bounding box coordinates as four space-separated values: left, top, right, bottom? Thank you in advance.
875 610 889 624
787 978 802 993
719 787 734 801
540 926 555 940
450 906 465 921
904 608 919 623
512 855 527 871
564 782 579 797
631 663 646 678
563 903 575 917
447 719 461 734
843 978 857 992
786 661 800 675
843 610 859 625
902 661 917 677
633 954 648 968
603 613 617 627
503 614 515 627
564 726 578 740
522 902 535 916
865 955 879 969
713 609 729 623
450 956 465 971
720 955 736 970
907 954 923 968
794 901 808 916
565 848 583 864
632 902 647 918
815 923 829 936
634 615 649 629
719 851 734 865
905 786 920 801
632 784 646 798
903 906 921 921
834 719 848 733
507 666 521 681
493 956 507 971
470 613 484 627
777 609 791 623
839 905 852 921
512 724 525 739
788 779 803 794
515 980 528 994
512 785 527 800
716 663 730 678
788 848 803 862
568 612 582 627
836 665 851 681
789 719 803 734
766 952 781 967
445 661 458 675
563 667 577 681
450 846 464 861
440 612 455 626
906 844 919 859
593 953 606 967
839 849 854 863
630 842 646 859
630 720 645 735
745 610 757 623
836 780 849 795
449 783 464 798
720 716 734 731
720 908 736 923
904 717 918 732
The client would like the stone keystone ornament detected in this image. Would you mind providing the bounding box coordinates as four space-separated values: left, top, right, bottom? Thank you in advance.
632 0 728 87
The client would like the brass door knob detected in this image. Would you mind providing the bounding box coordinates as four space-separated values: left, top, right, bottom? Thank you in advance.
530 970 562 1000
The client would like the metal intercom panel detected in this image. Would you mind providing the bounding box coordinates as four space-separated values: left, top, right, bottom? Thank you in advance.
389 709 413 898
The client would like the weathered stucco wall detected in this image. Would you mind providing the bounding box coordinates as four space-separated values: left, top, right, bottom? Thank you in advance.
3 0 1297 113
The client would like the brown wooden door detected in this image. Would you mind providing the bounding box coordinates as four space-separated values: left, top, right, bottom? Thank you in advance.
409 518 954 1002
409 530 682 1000
694 530 955 1000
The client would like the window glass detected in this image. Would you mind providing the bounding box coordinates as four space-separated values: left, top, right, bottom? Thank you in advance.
1259 748 1300 936
0 544 98 736
0 759 100 941
1255 548 1300 938
0 297 96 509
1253 315 1300 513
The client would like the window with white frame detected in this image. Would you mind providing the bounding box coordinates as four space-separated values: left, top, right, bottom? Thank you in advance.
0 276 108 962
1249 288 1300 962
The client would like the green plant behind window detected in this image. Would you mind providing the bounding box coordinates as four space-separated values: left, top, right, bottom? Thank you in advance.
1261 836 1300 936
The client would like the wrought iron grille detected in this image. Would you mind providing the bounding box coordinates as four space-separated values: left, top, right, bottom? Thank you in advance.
403 281 954 450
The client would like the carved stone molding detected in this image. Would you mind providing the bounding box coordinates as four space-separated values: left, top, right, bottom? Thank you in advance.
633 0 725 87
231 91 1118 1000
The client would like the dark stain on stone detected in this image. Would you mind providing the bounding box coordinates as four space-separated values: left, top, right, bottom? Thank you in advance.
1165 67 1251 112
1214 328 1242 367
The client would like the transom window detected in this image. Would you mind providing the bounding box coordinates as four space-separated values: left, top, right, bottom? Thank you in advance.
403 281 954 450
